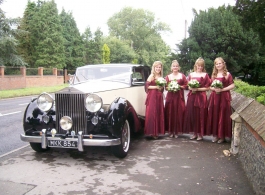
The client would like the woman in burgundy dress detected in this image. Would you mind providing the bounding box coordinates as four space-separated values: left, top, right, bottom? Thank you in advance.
183 57 211 140
207 57 235 143
144 61 165 139
164 60 187 138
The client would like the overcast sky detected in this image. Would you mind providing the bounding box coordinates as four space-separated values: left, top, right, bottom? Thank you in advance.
2 0 236 49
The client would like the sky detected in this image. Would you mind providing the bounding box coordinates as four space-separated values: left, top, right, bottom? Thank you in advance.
2 0 236 49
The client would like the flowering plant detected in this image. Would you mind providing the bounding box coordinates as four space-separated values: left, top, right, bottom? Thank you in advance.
211 80 223 88
211 80 223 94
155 77 167 87
188 79 200 93
168 79 180 92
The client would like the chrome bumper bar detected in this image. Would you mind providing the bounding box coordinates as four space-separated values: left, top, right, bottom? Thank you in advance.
20 130 121 152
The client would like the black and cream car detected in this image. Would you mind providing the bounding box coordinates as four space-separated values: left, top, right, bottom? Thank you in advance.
20 64 150 158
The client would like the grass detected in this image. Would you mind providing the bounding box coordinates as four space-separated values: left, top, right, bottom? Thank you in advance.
0 84 68 99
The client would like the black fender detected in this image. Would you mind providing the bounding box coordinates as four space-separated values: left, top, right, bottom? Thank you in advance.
23 98 56 135
107 97 142 137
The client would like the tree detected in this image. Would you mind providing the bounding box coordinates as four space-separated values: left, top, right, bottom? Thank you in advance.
0 0 27 66
233 0 265 85
82 27 103 65
102 43 110 64
33 0 65 68
59 9 84 70
107 7 171 66
102 36 138 63
17 1 36 66
176 6 261 79
234 0 265 45
18 0 65 68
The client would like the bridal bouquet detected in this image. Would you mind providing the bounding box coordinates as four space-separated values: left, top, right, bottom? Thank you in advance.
188 79 200 93
168 79 180 92
211 80 223 88
211 80 223 94
155 77 167 87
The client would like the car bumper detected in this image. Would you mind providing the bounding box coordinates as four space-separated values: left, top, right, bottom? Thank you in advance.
20 130 121 152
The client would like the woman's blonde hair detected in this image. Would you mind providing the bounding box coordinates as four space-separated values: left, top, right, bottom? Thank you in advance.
171 60 180 71
151 61 163 78
193 57 206 72
211 57 228 79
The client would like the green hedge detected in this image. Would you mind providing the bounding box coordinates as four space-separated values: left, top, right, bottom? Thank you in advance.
234 80 265 105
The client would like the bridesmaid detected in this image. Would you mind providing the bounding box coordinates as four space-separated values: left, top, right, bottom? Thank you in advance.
207 57 235 143
183 57 211 140
144 61 165 139
164 60 187 138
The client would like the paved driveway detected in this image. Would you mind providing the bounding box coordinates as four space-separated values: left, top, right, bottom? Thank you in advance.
0 134 254 195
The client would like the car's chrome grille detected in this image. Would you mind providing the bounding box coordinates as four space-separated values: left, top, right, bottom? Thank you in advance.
55 93 87 134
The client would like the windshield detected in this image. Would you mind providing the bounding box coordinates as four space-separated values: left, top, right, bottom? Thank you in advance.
73 65 133 85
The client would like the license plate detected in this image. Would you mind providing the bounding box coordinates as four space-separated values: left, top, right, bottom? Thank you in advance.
48 140 77 148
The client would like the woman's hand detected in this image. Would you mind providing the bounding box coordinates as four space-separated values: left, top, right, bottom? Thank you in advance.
189 87 198 93
157 86 163 91
214 88 222 93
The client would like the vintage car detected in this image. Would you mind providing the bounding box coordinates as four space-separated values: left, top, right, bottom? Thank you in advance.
20 64 151 158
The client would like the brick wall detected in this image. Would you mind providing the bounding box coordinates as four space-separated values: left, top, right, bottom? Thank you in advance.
0 66 67 90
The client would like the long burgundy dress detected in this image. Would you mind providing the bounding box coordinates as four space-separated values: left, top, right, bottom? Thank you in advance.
206 74 234 139
144 79 165 137
183 74 211 135
164 74 187 135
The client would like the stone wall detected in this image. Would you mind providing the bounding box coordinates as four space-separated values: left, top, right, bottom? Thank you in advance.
230 91 265 195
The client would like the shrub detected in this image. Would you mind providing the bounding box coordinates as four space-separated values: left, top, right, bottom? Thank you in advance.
234 80 265 105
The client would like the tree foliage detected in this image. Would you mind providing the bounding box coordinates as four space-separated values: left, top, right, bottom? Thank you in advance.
33 0 65 68
107 7 171 67
0 0 27 66
176 5 261 79
234 0 265 45
233 0 265 85
102 36 138 63
17 0 65 68
102 43 110 64
59 9 84 69
82 27 103 65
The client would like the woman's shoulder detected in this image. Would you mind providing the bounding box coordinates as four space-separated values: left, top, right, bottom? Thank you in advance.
199 72 208 78
203 72 210 78
225 72 233 79
147 74 154 81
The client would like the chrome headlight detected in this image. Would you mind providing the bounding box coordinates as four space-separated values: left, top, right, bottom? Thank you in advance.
37 93 54 112
85 94 102 113
60 116 72 131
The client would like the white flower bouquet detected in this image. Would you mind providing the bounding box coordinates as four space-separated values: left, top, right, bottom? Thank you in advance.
188 79 200 93
155 77 167 87
168 79 180 92
211 80 223 94
211 80 223 88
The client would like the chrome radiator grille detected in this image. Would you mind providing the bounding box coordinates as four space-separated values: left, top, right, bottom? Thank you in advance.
55 93 87 134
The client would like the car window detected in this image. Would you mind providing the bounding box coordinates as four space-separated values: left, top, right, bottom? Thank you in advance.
132 72 143 81
74 66 132 84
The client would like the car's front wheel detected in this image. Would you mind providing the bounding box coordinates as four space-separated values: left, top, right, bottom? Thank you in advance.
30 143 49 152
111 120 130 158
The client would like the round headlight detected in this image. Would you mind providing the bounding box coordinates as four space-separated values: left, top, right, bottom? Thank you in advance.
60 116 72 131
37 93 54 111
85 94 102 113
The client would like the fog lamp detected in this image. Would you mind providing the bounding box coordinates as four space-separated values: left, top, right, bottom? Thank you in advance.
60 116 73 131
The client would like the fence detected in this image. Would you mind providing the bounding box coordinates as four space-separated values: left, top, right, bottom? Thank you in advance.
0 66 72 90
